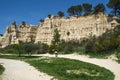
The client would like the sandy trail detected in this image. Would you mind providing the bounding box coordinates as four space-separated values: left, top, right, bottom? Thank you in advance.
0 54 120 80
0 58 52 80
38 53 120 80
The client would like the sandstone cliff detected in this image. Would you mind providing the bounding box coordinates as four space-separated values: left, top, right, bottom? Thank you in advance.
0 23 38 47
35 13 120 45
0 13 119 47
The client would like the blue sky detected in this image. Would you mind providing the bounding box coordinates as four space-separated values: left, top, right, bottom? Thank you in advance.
0 0 109 34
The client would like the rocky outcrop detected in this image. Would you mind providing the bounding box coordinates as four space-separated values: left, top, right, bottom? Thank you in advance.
0 23 38 47
0 13 119 47
35 13 120 45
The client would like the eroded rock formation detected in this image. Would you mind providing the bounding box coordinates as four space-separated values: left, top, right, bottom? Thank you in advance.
0 23 38 47
0 13 119 47
35 13 120 45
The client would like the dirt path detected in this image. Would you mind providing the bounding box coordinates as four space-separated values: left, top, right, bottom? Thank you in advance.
0 54 120 80
38 53 120 80
0 58 52 80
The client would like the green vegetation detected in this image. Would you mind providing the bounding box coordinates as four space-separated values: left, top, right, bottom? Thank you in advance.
57 11 64 17
66 0 120 17
67 5 83 16
0 1 120 62
0 64 5 75
0 0 119 79
0 42 49 56
0 55 41 60
0 55 114 80
40 19 44 23
116 53 120 63
0 25 120 61
49 25 120 58
22 21 26 26
82 3 92 16
48 25 120 61
85 25 120 53
13 44 23 57
44 0 120 17
49 28 61 53
107 0 120 17
23 43 39 56
52 28 61 45
27 57 114 80
93 3 105 14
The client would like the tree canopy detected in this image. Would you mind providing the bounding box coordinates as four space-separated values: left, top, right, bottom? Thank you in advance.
22 21 26 26
107 0 120 16
93 3 105 14
48 14 52 19
82 3 92 16
52 28 60 45
57 11 64 17
67 5 83 16
40 19 44 23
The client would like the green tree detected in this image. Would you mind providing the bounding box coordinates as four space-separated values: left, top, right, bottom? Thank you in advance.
75 5 83 16
53 29 60 45
40 19 44 23
85 40 95 53
22 21 26 26
49 29 60 53
57 11 64 18
83 3 92 16
107 0 120 16
102 39 111 51
95 41 104 52
67 5 83 16
37 43 49 54
13 44 23 57
48 44 56 53
93 3 105 14
67 6 75 16
48 14 52 19
23 43 39 56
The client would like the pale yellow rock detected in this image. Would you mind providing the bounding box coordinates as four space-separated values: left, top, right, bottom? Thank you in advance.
0 24 38 47
35 13 120 45
0 13 119 47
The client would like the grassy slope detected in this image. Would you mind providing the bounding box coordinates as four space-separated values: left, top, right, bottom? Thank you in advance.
27 57 114 80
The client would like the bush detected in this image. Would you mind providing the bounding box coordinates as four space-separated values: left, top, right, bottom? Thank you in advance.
0 64 5 75
85 25 120 53
95 41 104 52
22 43 39 56
37 43 49 54
58 40 83 54
0 42 49 56
0 45 18 54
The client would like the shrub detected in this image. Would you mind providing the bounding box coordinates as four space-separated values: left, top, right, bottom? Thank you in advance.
95 41 104 52
23 43 39 56
0 65 4 75
37 43 49 54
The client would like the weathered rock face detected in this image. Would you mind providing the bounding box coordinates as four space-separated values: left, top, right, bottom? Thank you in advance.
0 35 3 48
35 13 120 45
0 13 119 47
17 24 38 43
0 24 38 47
